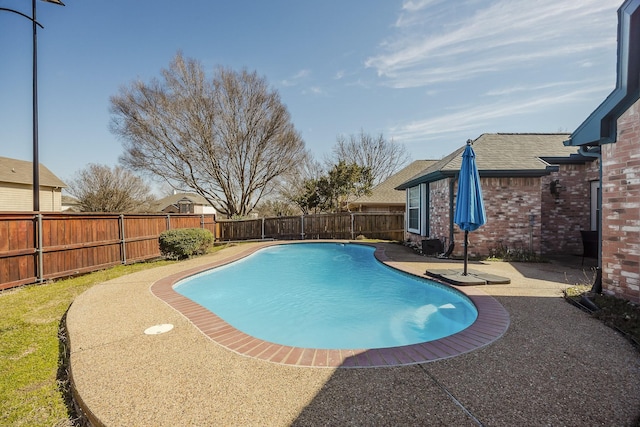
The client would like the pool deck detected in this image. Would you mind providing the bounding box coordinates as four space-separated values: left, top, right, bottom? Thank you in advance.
67 241 640 426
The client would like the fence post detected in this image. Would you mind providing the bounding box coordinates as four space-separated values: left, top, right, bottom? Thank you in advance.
36 213 44 283
261 217 265 240
350 213 355 240
300 215 305 240
119 214 127 264
201 214 205 229
166 214 171 230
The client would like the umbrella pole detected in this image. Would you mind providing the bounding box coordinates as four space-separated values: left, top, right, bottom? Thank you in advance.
463 230 469 276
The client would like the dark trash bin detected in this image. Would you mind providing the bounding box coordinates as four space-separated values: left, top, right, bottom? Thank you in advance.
422 239 444 256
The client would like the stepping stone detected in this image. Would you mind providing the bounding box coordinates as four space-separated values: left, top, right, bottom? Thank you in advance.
469 271 511 285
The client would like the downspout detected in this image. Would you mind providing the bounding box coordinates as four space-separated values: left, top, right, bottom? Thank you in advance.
579 145 602 293
449 177 456 248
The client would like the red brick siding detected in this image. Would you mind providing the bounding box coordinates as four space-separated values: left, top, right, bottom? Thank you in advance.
459 177 541 258
540 162 599 254
429 179 452 244
404 161 598 259
601 97 640 303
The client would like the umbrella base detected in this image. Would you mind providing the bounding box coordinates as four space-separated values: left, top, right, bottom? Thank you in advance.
426 268 511 286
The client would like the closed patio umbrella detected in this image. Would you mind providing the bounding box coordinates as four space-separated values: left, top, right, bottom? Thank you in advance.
454 140 486 275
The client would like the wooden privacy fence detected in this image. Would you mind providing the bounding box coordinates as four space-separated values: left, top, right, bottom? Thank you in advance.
218 212 405 242
0 212 216 291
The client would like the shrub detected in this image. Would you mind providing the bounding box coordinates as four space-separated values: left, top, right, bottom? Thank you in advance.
159 228 214 259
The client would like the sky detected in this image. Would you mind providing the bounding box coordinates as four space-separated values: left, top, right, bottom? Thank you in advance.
0 0 622 189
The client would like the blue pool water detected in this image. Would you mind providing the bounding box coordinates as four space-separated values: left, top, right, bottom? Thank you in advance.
174 243 478 350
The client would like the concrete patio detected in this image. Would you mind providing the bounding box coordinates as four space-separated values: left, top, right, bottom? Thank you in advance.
66 241 640 426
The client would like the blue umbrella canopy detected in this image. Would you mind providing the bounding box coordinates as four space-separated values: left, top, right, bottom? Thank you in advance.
454 141 486 275
454 142 486 232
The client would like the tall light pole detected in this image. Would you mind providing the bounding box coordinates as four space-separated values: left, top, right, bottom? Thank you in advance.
1 0 65 211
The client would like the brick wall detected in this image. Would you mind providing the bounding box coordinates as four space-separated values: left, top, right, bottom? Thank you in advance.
601 97 640 304
406 176 543 258
404 162 598 259
460 176 541 258
428 179 451 245
540 161 598 255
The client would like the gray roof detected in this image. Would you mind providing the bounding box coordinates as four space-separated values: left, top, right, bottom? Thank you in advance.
0 156 66 188
397 133 587 189
153 192 213 210
351 160 437 206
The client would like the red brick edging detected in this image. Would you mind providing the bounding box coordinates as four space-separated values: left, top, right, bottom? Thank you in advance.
150 242 510 368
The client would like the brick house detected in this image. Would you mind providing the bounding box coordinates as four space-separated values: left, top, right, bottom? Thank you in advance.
563 0 639 303
348 160 436 213
397 133 598 259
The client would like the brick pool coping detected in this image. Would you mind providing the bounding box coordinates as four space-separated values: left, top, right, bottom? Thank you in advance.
150 242 510 368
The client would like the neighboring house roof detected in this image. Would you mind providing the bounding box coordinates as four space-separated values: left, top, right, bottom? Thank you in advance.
351 160 437 207
61 195 81 211
0 156 66 188
565 0 640 147
153 192 213 211
397 133 589 189
61 195 79 205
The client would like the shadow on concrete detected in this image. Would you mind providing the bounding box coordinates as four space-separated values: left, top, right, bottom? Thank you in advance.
378 242 599 286
292 294 640 426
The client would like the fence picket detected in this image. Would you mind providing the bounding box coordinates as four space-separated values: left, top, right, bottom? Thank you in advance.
0 211 405 291
0 212 217 291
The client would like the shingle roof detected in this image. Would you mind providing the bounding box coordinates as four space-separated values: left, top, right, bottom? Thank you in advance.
0 156 66 188
397 133 587 189
351 160 437 206
153 192 213 211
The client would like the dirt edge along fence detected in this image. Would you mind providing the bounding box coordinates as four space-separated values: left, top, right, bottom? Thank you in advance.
218 213 405 242
0 212 216 291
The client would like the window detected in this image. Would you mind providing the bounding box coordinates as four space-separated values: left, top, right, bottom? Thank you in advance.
408 186 420 232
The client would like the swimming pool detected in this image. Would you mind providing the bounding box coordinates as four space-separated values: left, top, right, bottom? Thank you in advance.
174 242 478 350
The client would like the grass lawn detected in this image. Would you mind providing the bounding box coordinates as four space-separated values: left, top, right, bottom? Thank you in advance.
2 242 637 425
0 260 175 426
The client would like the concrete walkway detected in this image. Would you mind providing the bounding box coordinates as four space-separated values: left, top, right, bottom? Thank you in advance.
67 242 640 426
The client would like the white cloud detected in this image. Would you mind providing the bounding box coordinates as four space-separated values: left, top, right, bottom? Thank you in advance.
402 0 442 12
388 84 612 144
483 79 600 97
293 69 311 79
307 86 324 95
366 0 619 88
280 69 312 87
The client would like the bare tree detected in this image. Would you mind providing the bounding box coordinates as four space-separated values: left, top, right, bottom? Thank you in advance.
65 164 156 212
332 130 411 184
110 52 307 218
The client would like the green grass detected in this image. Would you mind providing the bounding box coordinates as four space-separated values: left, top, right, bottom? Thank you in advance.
0 260 176 426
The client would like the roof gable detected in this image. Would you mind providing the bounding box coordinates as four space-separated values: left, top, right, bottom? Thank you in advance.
0 156 66 188
351 160 437 205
